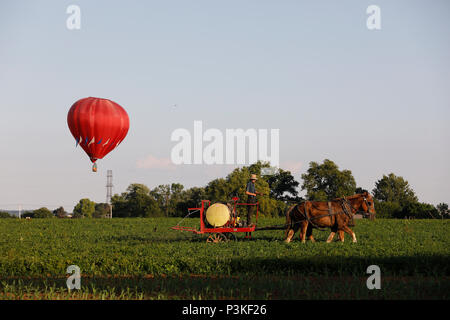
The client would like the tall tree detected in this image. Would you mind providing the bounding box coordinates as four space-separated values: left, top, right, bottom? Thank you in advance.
125 184 161 217
73 199 96 218
372 173 418 207
111 193 129 217
93 203 111 218
168 183 184 216
53 207 67 218
301 159 356 201
33 207 54 218
150 183 185 217
266 168 301 201
436 203 449 219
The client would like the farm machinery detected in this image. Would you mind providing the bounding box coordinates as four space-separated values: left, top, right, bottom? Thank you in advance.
171 197 260 242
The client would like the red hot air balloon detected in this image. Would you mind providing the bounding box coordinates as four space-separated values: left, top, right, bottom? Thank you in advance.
67 97 130 171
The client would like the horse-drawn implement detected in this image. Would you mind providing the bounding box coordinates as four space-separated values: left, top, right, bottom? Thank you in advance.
171 197 260 242
171 192 376 243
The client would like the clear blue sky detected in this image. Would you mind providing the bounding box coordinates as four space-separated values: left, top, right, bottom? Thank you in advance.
0 0 449 211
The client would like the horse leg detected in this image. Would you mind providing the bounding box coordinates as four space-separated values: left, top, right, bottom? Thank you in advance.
326 226 338 243
285 222 300 243
285 229 294 243
338 230 345 242
284 225 290 240
342 225 357 243
306 224 315 242
326 232 335 243
284 228 295 243
284 210 294 243
300 222 308 243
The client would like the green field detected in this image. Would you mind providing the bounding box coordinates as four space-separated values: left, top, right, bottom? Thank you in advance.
0 218 449 299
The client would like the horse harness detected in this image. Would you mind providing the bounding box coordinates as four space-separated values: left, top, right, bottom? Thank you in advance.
299 198 355 230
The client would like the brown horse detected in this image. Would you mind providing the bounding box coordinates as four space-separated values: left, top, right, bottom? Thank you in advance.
284 192 376 243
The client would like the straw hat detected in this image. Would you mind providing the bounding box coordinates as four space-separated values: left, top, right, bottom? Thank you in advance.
250 174 258 180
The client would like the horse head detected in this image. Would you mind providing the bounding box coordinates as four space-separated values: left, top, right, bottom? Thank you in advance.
358 192 376 217
343 192 376 217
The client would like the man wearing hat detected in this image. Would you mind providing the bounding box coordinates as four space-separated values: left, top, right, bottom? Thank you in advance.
245 174 261 233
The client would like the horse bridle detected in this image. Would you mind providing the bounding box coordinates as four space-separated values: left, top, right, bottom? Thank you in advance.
344 196 373 217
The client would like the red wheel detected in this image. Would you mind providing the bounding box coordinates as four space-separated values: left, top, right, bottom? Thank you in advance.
206 233 228 243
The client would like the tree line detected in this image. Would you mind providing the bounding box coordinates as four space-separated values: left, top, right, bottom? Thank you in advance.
0 203 112 219
1 159 448 219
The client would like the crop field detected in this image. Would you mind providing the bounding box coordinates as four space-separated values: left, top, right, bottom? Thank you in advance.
0 218 449 300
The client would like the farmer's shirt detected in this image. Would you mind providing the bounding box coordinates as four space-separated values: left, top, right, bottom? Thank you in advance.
246 181 256 202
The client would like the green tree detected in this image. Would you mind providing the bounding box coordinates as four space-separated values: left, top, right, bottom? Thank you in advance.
73 199 96 218
0 211 13 218
205 178 231 203
111 193 129 217
33 207 54 218
266 168 301 202
372 173 418 207
401 202 439 219
53 207 67 218
93 203 111 218
373 200 402 218
125 184 161 217
112 187 161 218
168 183 185 217
150 183 185 217
436 203 449 219
301 159 356 201
176 187 207 216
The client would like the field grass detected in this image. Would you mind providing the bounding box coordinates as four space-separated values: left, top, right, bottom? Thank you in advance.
0 218 449 299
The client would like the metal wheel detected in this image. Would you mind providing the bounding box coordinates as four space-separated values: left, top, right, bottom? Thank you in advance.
206 233 228 243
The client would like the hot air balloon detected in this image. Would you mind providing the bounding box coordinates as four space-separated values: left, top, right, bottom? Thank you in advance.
67 97 130 172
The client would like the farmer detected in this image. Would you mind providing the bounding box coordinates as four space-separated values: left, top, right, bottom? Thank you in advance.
245 174 262 234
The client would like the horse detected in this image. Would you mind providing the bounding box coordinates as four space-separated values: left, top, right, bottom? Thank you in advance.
284 192 376 243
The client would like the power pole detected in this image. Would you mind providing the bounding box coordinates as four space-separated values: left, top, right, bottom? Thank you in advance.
106 170 113 218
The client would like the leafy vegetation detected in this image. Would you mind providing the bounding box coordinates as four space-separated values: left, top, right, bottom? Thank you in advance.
0 218 448 299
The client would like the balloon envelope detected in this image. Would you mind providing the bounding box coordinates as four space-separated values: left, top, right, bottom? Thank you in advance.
67 97 129 163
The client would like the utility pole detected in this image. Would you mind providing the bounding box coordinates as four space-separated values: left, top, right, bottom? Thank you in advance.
106 170 113 218
19 204 22 219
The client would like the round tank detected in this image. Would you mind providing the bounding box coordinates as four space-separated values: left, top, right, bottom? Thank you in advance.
205 203 231 227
